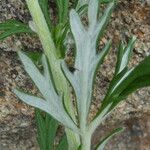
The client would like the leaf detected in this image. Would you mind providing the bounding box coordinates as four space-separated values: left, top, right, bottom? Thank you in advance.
96 127 124 150
46 114 59 150
56 0 69 24
25 51 42 63
14 51 79 132
88 0 99 26
35 109 47 150
53 23 68 58
17 51 54 101
95 1 115 41
57 135 68 150
101 55 150 112
89 103 113 134
76 0 115 11
0 20 33 40
14 89 50 113
100 0 116 3
77 145 82 150
77 4 88 16
38 0 52 29
76 0 89 10
35 109 68 150
0 20 29 30
62 0 114 127
35 109 59 150
115 36 136 75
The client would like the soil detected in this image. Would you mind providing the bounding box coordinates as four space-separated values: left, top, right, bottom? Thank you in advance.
0 0 150 150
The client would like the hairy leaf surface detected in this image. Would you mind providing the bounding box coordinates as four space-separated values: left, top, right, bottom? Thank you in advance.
62 0 114 129
14 51 78 132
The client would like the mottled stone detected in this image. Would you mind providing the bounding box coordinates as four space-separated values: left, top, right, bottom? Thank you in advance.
0 0 150 149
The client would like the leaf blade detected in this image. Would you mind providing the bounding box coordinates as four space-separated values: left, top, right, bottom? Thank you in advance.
115 36 136 75
57 135 68 150
96 127 124 150
0 20 33 40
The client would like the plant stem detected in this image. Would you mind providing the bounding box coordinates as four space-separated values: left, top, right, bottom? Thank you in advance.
81 132 91 150
25 0 80 149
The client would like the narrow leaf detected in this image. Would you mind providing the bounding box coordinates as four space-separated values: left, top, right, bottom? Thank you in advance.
57 135 68 150
96 127 124 150
25 51 42 63
88 0 99 27
56 0 69 23
14 89 50 113
0 20 32 40
70 9 86 45
101 55 150 112
18 51 55 101
95 2 115 40
47 115 59 150
89 103 112 134
35 109 59 150
0 20 30 30
38 0 52 29
115 36 136 75
35 109 47 150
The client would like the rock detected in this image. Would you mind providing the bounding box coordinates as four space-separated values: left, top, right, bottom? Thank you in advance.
0 0 150 149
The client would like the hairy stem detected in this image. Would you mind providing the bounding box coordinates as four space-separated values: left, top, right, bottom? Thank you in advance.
25 0 80 149
81 132 91 150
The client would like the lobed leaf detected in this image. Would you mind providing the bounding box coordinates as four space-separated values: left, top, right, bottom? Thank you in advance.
62 0 114 127
14 51 79 132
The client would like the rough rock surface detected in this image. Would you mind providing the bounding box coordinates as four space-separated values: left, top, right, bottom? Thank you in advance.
0 0 150 150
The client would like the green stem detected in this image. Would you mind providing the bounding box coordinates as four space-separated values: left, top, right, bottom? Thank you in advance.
81 132 91 150
25 0 80 149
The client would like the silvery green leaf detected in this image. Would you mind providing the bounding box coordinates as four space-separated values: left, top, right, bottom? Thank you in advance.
96 127 124 150
14 89 70 124
14 89 49 113
14 51 79 133
88 0 98 27
62 0 114 127
18 51 57 101
14 89 67 126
